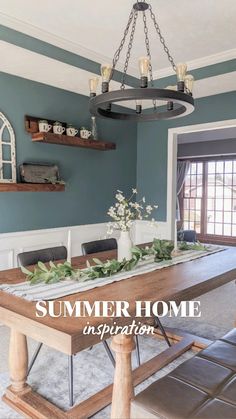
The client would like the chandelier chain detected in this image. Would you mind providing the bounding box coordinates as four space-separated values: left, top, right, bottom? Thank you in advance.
148 4 176 72
142 11 157 109
142 11 154 86
120 10 138 89
111 9 134 76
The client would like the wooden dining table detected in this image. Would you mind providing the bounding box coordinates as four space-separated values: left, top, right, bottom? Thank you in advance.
0 245 236 419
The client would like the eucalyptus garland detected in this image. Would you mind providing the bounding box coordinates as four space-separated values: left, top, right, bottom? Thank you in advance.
21 239 206 286
178 241 207 251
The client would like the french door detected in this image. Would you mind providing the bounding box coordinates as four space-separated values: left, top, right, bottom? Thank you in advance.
182 157 236 244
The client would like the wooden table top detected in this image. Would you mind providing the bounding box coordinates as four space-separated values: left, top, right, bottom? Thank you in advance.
0 246 236 354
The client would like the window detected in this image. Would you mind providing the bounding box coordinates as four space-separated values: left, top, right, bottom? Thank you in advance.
182 158 236 242
0 112 16 183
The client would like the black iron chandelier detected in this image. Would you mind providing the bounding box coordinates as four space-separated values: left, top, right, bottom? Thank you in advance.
89 1 195 122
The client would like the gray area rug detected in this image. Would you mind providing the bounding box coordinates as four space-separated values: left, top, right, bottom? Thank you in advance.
0 280 235 419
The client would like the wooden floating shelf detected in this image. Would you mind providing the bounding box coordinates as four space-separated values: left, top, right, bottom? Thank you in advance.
25 115 116 151
0 183 65 192
31 132 116 151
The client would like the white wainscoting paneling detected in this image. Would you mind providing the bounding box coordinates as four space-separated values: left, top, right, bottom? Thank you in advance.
134 220 170 244
0 220 170 271
0 222 113 271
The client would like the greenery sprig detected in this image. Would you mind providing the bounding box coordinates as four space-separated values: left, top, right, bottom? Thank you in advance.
21 261 80 285
21 239 206 285
178 241 207 251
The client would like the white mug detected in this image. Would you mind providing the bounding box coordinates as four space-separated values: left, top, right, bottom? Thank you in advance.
80 129 92 139
53 124 65 135
39 120 52 133
66 127 79 137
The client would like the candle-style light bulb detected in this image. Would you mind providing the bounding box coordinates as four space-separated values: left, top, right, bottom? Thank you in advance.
89 77 99 97
101 64 112 93
138 56 150 88
176 63 187 92
135 100 142 114
184 75 194 95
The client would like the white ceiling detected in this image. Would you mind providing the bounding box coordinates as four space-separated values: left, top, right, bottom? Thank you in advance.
0 0 236 75
0 1 235 103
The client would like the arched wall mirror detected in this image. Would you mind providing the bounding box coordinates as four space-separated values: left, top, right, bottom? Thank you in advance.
0 112 16 183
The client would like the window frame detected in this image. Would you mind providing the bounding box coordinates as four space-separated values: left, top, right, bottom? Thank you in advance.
180 155 236 246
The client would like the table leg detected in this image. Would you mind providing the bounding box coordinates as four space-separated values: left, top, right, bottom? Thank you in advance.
111 334 135 419
9 329 28 392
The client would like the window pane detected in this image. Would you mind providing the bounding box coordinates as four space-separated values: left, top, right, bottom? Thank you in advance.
224 188 232 199
215 199 223 211
208 162 215 173
2 144 11 161
196 199 201 210
232 212 236 224
191 163 197 175
184 221 189 230
207 223 214 234
224 199 231 211
225 174 232 185
215 187 223 198
216 161 224 173
215 224 223 235
197 186 202 197
232 225 236 236
207 211 214 222
208 186 215 198
223 224 231 236
184 210 189 219
215 212 223 223
225 161 233 173
208 174 215 185
2 163 12 179
224 212 232 223
197 163 203 174
191 187 196 198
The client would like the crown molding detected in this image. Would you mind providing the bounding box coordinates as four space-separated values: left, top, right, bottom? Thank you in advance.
0 11 139 77
0 12 235 83
153 49 236 80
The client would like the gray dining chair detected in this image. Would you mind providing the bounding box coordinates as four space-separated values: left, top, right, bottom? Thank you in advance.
18 245 115 407
177 229 197 243
81 238 117 255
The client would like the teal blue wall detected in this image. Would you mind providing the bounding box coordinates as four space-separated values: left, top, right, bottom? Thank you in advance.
137 91 236 221
0 72 137 233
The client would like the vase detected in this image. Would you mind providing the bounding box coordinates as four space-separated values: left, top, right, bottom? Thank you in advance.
117 230 133 261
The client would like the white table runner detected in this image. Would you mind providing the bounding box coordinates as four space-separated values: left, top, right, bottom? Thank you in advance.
0 246 224 301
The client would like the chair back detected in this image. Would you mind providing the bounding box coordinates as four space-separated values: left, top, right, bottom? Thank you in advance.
81 238 117 255
178 229 197 243
18 246 67 267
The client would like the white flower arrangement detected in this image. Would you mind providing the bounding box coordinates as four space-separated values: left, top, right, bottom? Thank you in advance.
107 188 158 233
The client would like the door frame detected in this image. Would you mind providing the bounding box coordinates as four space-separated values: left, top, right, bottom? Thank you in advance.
166 118 236 240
